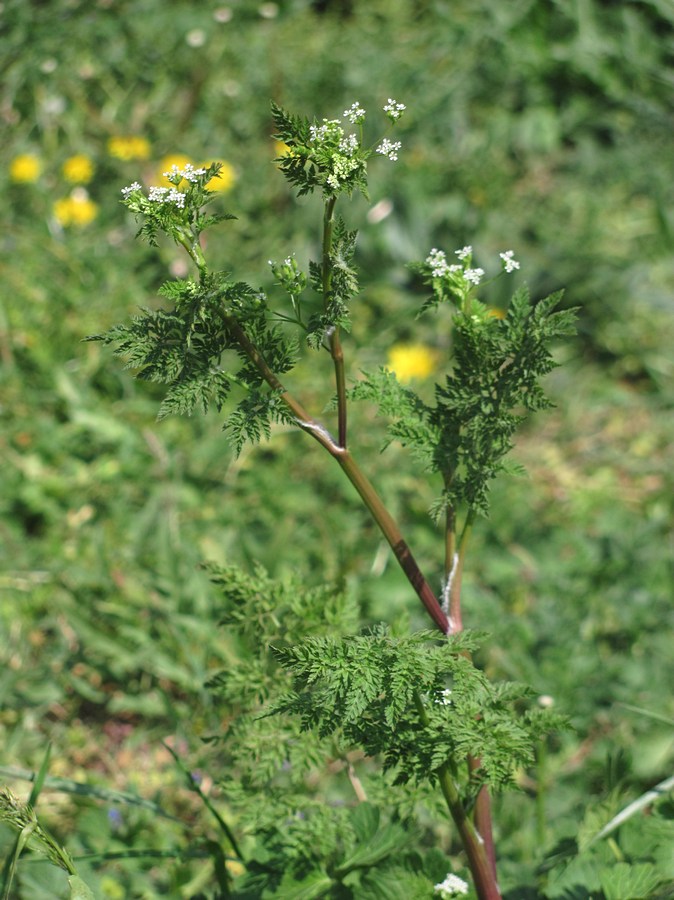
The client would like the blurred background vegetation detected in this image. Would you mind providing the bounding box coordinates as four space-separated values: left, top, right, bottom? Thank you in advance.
1 0 673 896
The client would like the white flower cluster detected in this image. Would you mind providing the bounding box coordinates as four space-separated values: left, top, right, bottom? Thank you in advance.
148 186 186 208
343 101 366 124
121 181 142 197
425 248 461 278
308 118 364 190
376 138 402 161
339 133 359 154
163 163 206 183
425 245 520 288
434 688 453 706
383 98 406 120
464 267 485 285
434 873 469 898
499 249 520 273
309 118 343 144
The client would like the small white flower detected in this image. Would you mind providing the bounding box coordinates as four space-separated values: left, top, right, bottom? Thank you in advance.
166 187 186 208
181 164 207 182
148 186 169 202
463 268 484 286
455 246 472 260
434 689 453 706
147 185 186 208
499 250 520 273
376 138 402 161
425 248 463 278
338 133 359 155
434 873 469 898
121 181 142 196
162 165 182 180
426 247 447 275
383 98 406 120
343 101 366 124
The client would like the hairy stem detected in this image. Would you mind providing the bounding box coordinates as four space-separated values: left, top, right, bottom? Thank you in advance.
413 692 501 900
445 506 497 880
448 510 474 632
322 197 347 448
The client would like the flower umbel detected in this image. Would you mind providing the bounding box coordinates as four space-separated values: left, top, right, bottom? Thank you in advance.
500 249 520 273
343 101 366 125
376 138 401 161
463 267 485 286
434 873 469 898
383 98 406 121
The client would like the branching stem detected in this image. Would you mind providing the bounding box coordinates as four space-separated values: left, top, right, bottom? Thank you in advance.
221 311 449 633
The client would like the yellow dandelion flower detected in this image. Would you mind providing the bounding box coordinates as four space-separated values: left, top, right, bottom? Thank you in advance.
203 160 236 192
107 135 151 161
156 154 193 187
53 188 98 227
62 154 94 184
274 140 292 157
10 154 42 183
226 859 246 878
387 343 438 383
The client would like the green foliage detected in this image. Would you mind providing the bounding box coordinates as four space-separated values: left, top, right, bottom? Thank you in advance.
3 1 673 896
353 286 577 515
539 793 674 899
233 801 441 899
89 268 298 453
270 625 561 796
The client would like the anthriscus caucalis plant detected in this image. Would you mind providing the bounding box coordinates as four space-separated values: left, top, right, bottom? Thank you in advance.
91 99 575 899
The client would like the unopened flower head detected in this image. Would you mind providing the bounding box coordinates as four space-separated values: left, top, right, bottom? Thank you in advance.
383 98 406 121
499 250 520 273
376 138 401 161
326 153 361 190
434 873 469 898
343 101 365 125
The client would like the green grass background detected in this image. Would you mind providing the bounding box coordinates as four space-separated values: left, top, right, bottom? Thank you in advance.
1 0 673 896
